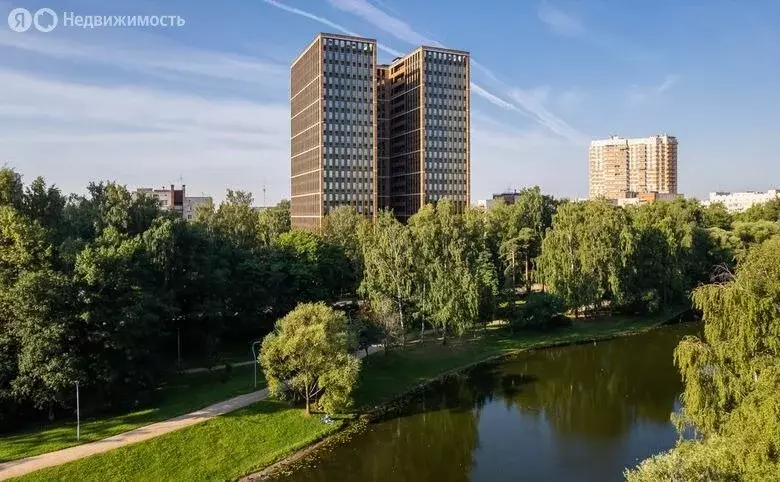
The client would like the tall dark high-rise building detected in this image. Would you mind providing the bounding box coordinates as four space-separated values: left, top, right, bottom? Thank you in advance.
290 33 470 228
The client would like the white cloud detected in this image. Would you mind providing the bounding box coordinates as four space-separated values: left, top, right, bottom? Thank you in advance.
536 1 656 67
537 1 584 37
0 70 289 203
262 0 404 57
625 74 680 106
327 0 442 47
265 0 587 143
0 28 286 87
557 87 586 112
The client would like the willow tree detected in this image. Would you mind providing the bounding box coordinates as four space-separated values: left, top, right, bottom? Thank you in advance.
538 200 629 316
627 236 780 480
358 210 416 346
260 303 360 415
409 201 484 343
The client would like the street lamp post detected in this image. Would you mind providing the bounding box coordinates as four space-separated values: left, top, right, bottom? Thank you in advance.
250 341 262 389
75 381 80 441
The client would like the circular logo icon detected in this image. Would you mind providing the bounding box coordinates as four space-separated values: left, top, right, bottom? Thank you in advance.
33 8 57 32
7 7 32 32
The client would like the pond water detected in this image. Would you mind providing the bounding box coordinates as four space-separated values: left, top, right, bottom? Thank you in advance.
275 322 699 482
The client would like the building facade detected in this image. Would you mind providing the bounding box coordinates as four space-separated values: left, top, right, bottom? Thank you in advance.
589 135 678 199
705 189 779 212
615 192 680 207
136 185 212 221
290 33 470 228
183 196 212 221
290 34 377 229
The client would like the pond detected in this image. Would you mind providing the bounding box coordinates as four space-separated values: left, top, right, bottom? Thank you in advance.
274 322 699 482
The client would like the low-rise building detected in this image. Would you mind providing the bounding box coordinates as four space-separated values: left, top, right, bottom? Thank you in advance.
475 199 493 210
615 191 680 207
183 196 212 221
492 191 521 205
136 185 212 220
705 189 779 213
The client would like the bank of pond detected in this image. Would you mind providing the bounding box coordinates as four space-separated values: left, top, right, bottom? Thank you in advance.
267 321 699 482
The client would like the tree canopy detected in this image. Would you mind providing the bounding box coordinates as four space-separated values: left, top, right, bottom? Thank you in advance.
3 165 777 443
259 303 360 415
627 235 780 480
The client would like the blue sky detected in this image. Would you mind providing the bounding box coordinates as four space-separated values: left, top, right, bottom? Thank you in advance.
1 0 779 203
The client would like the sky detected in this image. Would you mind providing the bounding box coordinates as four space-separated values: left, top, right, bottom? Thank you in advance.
1 0 779 204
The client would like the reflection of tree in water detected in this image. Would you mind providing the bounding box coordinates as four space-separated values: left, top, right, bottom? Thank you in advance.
492 325 694 439
282 375 483 482
280 324 696 482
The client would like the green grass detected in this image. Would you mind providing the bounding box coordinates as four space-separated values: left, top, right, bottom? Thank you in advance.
11 310 684 481
0 364 264 463
16 401 342 482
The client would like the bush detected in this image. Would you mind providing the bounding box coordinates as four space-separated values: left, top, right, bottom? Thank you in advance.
518 292 566 330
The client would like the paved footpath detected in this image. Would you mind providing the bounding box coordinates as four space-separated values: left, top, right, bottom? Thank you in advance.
0 345 382 480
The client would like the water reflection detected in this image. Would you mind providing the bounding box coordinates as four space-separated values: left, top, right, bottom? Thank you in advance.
275 323 698 482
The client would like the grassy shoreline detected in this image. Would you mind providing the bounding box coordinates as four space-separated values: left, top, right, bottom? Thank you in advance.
14 310 689 481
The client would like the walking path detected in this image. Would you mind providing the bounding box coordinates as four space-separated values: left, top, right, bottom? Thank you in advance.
182 359 254 374
0 345 383 480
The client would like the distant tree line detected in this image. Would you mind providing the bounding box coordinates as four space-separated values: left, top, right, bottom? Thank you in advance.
2 165 778 431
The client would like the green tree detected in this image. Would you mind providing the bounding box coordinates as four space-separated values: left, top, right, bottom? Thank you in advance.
487 187 557 291
409 201 482 343
464 207 500 327
366 295 403 351
74 228 166 401
499 227 534 291
538 200 628 316
0 206 52 286
7 270 83 419
627 236 780 480
21 177 66 238
730 220 780 261
204 190 260 251
0 167 24 210
257 199 291 246
736 198 780 222
276 228 350 302
322 205 368 292
260 303 360 415
701 202 732 230
91 184 160 237
359 211 416 346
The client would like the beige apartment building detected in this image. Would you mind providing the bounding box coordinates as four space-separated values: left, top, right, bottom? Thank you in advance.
588 135 678 199
290 33 470 228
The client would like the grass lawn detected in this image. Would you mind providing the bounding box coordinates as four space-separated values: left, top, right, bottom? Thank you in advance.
16 401 342 482
11 310 685 480
0 364 264 463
